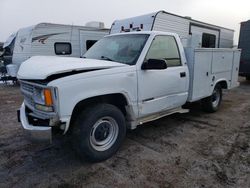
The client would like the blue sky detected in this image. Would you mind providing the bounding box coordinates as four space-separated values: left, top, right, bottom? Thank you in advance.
1 0 249 44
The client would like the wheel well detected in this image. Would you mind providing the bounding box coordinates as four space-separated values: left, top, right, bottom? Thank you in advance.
70 94 128 126
217 80 228 89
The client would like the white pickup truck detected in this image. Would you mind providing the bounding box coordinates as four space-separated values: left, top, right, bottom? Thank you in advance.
17 31 240 162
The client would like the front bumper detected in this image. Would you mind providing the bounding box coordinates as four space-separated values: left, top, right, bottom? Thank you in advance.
18 103 52 143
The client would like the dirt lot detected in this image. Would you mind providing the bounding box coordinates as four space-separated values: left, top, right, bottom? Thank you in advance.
0 78 250 188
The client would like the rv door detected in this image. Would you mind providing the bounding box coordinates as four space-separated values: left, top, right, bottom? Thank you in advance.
190 25 219 48
79 31 107 57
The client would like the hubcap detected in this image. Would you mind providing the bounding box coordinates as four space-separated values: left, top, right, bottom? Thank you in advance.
90 116 119 151
212 88 220 107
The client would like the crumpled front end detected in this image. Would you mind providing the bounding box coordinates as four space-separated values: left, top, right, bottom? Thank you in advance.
18 103 52 143
18 80 65 143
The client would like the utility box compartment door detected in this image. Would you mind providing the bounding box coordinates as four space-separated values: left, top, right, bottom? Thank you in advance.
231 50 241 88
191 51 212 100
212 51 233 73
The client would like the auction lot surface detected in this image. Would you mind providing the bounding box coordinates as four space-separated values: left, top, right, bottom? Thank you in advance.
0 78 250 188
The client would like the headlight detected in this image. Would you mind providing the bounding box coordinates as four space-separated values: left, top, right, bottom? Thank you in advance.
40 90 45 101
35 103 53 112
33 87 54 112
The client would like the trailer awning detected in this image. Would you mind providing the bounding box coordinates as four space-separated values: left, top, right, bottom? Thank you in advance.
3 32 17 48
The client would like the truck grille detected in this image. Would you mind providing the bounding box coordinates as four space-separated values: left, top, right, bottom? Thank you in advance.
21 82 34 93
20 82 35 109
19 81 57 119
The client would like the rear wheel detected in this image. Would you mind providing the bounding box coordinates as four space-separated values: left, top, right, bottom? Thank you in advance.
246 76 250 81
201 84 222 113
72 103 126 162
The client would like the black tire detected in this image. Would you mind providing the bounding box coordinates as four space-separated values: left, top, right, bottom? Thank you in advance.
201 84 222 113
72 103 126 162
246 76 250 81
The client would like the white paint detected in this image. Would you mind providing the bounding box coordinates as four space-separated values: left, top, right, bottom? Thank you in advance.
17 56 126 80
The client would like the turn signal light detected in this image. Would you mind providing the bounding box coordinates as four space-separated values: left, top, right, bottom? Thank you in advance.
44 89 53 106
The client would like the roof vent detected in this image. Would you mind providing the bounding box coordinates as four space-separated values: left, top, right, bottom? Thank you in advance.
185 16 192 20
85 21 105 29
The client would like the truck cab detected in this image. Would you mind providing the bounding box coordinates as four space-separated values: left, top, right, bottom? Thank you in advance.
83 31 189 117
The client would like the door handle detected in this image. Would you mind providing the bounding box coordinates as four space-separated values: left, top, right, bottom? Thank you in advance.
180 72 186 77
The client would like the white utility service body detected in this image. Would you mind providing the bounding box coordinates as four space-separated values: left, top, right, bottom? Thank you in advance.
3 22 109 77
17 13 240 162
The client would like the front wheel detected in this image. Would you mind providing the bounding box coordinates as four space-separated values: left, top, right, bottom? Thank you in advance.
201 84 222 113
72 103 126 162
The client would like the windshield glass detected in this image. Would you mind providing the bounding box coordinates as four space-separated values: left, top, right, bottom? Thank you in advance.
84 34 149 65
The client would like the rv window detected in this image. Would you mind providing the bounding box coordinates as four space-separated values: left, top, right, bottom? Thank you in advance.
54 42 72 55
202 33 216 48
145 35 181 67
86 40 97 50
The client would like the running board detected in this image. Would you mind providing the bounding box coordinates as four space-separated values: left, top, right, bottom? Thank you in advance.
127 107 189 129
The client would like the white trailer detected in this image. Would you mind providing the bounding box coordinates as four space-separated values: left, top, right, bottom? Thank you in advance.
110 11 234 48
3 22 109 78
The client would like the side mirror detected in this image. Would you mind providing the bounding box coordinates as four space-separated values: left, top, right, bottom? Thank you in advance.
141 59 167 70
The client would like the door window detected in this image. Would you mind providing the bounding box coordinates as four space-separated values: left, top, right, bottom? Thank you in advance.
202 33 216 48
145 35 181 67
86 40 97 50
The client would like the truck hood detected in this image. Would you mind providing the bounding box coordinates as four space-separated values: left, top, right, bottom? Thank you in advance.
17 56 127 80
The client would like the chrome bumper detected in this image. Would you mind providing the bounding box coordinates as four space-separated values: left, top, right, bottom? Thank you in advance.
19 103 52 143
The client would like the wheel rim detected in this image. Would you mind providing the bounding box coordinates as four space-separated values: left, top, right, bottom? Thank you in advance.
90 116 119 151
212 88 221 108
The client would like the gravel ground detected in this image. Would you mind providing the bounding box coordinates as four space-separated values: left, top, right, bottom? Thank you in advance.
0 78 250 188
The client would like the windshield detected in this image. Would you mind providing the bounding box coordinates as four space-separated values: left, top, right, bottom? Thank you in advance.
84 34 149 65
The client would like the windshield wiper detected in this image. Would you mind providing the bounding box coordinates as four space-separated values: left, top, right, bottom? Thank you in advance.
100 56 114 62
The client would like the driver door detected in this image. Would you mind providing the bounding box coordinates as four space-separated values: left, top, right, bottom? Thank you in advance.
137 35 189 117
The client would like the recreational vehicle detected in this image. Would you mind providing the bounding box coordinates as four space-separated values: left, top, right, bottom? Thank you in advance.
111 11 234 48
2 22 109 79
